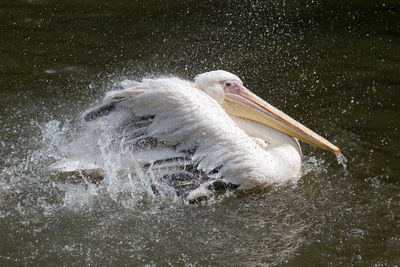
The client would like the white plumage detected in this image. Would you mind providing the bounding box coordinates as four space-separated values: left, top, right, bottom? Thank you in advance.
56 70 340 201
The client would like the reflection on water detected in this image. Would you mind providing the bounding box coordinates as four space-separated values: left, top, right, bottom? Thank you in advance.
0 0 399 265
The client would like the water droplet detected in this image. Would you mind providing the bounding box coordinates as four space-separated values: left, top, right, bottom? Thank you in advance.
45 69 56 74
336 152 348 170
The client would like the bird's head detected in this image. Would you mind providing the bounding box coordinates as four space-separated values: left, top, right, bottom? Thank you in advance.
194 70 341 155
194 70 243 104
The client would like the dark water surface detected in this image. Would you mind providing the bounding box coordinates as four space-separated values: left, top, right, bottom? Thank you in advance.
1 0 399 265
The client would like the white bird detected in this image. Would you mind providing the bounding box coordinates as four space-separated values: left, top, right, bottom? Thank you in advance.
69 70 341 201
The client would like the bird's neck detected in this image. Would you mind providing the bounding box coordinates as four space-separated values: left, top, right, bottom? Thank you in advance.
229 116 302 157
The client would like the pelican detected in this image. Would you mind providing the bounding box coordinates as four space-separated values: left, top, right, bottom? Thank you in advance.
66 70 340 201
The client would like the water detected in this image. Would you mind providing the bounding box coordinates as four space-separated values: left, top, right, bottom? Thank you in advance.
1 0 399 265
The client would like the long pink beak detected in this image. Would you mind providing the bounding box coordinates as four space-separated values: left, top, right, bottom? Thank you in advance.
221 82 341 155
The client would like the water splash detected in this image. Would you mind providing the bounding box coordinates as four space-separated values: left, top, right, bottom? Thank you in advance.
302 156 327 176
34 115 182 211
336 152 348 170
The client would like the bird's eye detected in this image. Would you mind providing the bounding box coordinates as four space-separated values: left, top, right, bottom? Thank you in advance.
225 82 232 87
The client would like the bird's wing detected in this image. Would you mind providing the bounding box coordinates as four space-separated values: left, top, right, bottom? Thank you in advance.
80 77 260 200
84 77 240 174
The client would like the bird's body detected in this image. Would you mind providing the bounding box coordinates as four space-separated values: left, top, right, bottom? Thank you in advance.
52 70 340 201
